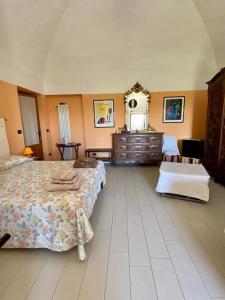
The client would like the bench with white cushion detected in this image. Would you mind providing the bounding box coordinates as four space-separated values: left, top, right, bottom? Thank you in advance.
156 162 210 202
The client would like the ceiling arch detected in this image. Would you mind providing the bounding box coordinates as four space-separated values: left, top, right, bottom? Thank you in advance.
193 0 225 69
0 0 224 94
0 0 71 92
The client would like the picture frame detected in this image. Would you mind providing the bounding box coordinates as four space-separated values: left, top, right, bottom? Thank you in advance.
163 96 185 123
93 99 115 128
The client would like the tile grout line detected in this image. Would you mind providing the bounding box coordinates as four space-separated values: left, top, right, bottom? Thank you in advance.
0 250 34 299
141 167 186 300
184 220 225 297
132 169 159 300
21 252 49 300
144 168 212 299
103 167 118 300
151 167 223 299
0 252 11 268
24 251 52 300
170 232 217 299
124 168 132 300
50 252 73 300
77 168 112 300
192 217 225 250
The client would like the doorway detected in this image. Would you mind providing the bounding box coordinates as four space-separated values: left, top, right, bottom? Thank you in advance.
18 93 43 159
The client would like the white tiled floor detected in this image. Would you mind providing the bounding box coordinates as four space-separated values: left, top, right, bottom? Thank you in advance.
0 166 225 300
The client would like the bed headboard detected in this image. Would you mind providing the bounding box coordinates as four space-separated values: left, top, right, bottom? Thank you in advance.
0 118 10 157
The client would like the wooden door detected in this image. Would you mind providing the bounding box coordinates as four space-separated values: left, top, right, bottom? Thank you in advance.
204 83 224 168
18 93 43 159
218 94 225 170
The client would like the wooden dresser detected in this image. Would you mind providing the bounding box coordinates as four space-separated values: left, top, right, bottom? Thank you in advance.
204 67 225 184
113 132 163 165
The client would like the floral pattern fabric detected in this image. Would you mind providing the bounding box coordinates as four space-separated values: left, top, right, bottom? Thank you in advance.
0 160 106 253
0 155 31 172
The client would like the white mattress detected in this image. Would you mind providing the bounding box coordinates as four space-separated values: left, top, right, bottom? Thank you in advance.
156 162 210 202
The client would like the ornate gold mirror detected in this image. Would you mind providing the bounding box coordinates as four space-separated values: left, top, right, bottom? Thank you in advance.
124 82 151 131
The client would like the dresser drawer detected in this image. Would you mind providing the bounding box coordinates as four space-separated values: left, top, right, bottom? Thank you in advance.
130 152 145 160
115 135 129 144
115 145 129 152
115 152 129 160
147 144 161 151
149 135 162 143
130 136 148 144
145 152 162 161
129 144 147 152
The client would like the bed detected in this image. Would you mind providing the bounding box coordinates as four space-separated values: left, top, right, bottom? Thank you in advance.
0 157 106 260
156 162 210 202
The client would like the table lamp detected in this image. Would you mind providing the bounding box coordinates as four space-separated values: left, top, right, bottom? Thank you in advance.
23 147 33 157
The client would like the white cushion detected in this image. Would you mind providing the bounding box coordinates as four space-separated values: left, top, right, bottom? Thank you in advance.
162 135 180 156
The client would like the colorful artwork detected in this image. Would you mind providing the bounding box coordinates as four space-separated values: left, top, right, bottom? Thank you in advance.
163 97 185 123
93 100 114 128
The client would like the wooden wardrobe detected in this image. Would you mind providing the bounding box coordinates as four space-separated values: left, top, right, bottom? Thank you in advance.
204 67 225 183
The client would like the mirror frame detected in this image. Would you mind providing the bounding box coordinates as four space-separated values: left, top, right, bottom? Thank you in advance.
124 82 151 131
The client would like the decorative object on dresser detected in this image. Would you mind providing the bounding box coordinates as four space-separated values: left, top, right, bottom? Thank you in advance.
204 67 225 184
163 96 185 123
93 99 114 128
113 132 163 165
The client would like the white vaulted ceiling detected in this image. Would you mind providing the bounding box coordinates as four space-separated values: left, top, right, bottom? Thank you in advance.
0 0 224 94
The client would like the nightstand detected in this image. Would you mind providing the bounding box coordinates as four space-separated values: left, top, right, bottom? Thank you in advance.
32 155 42 161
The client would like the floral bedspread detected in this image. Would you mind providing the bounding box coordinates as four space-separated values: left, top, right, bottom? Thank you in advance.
0 160 106 253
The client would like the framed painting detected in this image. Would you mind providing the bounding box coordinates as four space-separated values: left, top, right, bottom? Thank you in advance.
163 96 185 123
93 99 115 128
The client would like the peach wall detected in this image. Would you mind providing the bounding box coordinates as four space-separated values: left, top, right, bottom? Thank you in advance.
45 95 86 160
0 80 25 154
82 94 125 148
150 90 208 147
81 90 208 149
0 78 208 158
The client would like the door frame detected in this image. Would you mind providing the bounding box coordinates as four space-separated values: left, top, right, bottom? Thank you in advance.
18 89 44 159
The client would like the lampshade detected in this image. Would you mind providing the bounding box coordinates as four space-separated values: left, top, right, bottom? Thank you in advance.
23 147 33 156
